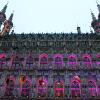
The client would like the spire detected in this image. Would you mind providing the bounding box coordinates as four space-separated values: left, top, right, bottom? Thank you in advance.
89 26 93 33
1 2 8 13
96 1 100 13
90 9 96 21
77 25 81 34
8 11 14 22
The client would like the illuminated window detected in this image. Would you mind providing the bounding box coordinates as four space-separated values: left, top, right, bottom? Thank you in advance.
71 76 82 97
37 77 48 97
39 54 48 64
5 76 15 96
83 54 92 67
55 80 65 97
88 80 98 97
68 55 77 67
54 54 63 68
26 56 33 67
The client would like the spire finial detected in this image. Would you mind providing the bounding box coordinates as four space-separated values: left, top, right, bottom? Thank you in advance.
96 1 100 13
90 9 96 21
1 2 9 13
9 11 14 21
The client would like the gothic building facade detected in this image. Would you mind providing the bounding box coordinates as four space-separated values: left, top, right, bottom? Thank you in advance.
0 2 100 100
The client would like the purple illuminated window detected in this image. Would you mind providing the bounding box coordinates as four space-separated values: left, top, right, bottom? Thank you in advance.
68 54 77 66
96 54 100 65
71 79 81 97
37 77 48 97
54 54 63 66
83 54 92 66
39 54 48 64
88 80 98 96
55 80 65 97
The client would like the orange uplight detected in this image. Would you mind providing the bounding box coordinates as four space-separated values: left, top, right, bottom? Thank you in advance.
20 75 26 85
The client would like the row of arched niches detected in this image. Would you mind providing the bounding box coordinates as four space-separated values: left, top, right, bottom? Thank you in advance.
0 75 99 98
1 53 100 69
0 53 100 98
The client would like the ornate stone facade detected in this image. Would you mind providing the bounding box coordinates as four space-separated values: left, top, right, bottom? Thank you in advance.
0 2 100 100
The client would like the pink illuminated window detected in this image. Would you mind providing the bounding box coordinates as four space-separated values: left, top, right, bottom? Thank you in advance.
26 55 33 67
11 54 21 68
83 54 92 66
37 78 48 97
21 80 30 96
71 76 82 97
20 76 31 97
54 54 63 66
55 80 65 97
39 54 48 64
68 54 77 66
71 81 81 97
88 80 98 97
96 54 100 65
0 52 6 67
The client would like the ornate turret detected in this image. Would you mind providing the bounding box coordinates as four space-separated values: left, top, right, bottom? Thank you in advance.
97 1 100 19
1 2 8 14
0 12 14 37
90 10 100 33
0 2 8 29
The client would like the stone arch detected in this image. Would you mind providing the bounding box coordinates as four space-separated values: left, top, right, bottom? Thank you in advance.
54 54 63 67
4 75 16 96
37 77 48 97
54 80 65 97
83 54 92 67
68 54 77 66
39 53 48 65
88 80 98 97
26 53 34 68
20 75 32 97
96 53 100 65
10 53 21 68
70 76 82 97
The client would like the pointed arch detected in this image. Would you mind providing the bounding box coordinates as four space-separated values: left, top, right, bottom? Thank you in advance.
26 53 34 68
54 80 65 97
10 53 21 68
37 77 48 98
88 80 98 97
70 76 82 97
68 54 77 67
4 75 16 96
54 54 63 67
96 53 100 65
83 54 92 67
39 53 48 65
20 75 32 97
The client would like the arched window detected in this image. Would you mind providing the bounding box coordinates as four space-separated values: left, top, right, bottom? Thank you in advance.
11 54 21 68
4 76 15 96
71 76 82 97
37 77 48 97
0 52 6 68
83 54 92 67
20 75 31 97
54 80 64 97
26 55 33 68
39 54 48 65
88 80 98 97
96 54 100 65
68 54 77 68
54 54 63 68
